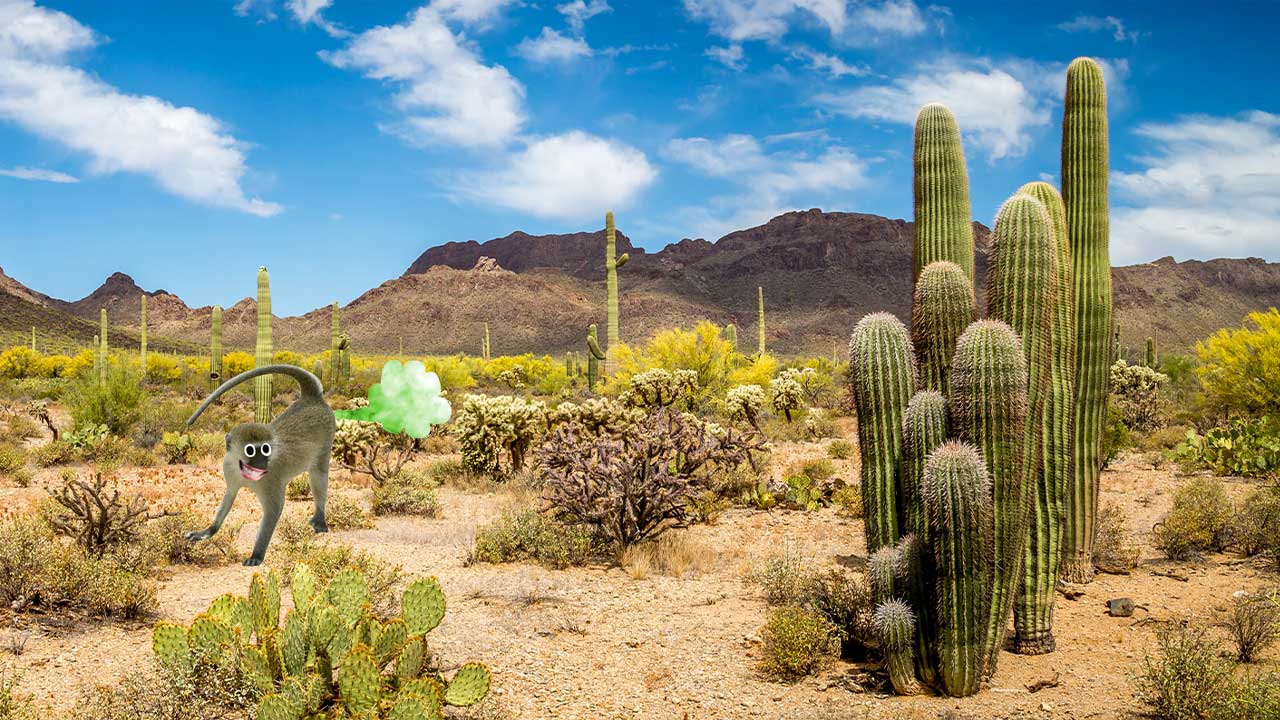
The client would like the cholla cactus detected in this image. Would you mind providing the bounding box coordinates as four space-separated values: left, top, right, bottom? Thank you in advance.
725 384 766 430
151 565 490 720
625 368 697 408
1109 360 1168 432
547 398 644 436
496 366 527 390
768 375 803 422
454 394 547 475
332 419 382 467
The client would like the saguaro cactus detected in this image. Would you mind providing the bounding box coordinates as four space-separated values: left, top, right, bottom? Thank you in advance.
849 312 917 552
605 211 628 373
210 306 223 381
1145 337 1157 368
329 302 341 387
724 323 738 351
911 261 974 395
586 324 604 390
1063 57 1112 583
483 322 491 361
922 441 994 698
948 320 1028 673
913 103 975 284
140 296 148 372
900 390 948 687
92 334 101 382
757 287 766 355
255 266 273 424
99 309 108 385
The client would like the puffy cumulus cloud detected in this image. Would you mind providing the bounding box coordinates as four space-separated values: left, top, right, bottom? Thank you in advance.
0 0 280 215
320 5 526 147
455 131 657 221
1112 111 1280 263
515 27 592 63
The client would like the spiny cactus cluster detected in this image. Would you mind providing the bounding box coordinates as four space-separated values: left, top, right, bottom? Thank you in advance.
767 374 802 423
623 368 697 408
547 397 644 436
848 58 1112 696
454 394 547 475
725 384 766 430
151 565 489 720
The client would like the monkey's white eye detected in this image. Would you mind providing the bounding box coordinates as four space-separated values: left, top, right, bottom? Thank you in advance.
261 443 272 457
244 445 256 458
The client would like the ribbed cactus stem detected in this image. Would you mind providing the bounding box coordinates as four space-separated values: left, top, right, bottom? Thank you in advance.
900 390 948 686
1063 57 1111 584
874 600 922 696
1145 337 1156 368
724 323 738 351
92 333 100 382
949 320 1028 674
913 103 975 284
99 309 108 385
140 295 148 372
605 211 627 374
757 287 766 355
210 306 223 381
988 192 1059 655
867 546 902 605
912 261 974 395
849 312 917 552
586 324 604 391
483 322 491 361
329 302 340 388
255 266 273 424
922 441 994 698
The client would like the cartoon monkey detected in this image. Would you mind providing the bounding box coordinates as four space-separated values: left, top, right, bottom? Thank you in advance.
185 364 336 566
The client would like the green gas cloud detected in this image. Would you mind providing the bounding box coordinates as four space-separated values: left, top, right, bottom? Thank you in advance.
334 360 451 438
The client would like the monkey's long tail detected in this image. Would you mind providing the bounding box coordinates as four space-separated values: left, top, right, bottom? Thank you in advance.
187 364 325 427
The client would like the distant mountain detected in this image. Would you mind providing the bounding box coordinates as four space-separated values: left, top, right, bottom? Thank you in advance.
6 211 1280 357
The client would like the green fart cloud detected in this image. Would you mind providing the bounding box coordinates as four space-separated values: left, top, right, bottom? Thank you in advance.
334 360 451 438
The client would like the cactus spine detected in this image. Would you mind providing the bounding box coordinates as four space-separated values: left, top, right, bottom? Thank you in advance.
210 305 223 381
586 324 604 390
911 261 974 395
255 266 273 424
605 211 628 374
329 302 340 388
1062 57 1112 583
922 441 994 698
140 295 148 372
849 312 917 552
874 600 921 696
949 320 1028 673
99 309 108 385
757 287 766 355
913 103 975 284
1145 337 1157 368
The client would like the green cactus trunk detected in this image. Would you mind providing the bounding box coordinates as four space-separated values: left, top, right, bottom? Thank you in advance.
92 333 100 382
340 344 351 385
140 295 148 374
912 261 974 395
986 193 1063 655
605 211 627 374
874 600 922 696
587 324 604 391
948 320 1028 674
484 322 491 361
913 103 975 284
210 306 223 382
255 266 273 424
329 302 340 388
99 309 108 385
1062 57 1112 584
1145 337 1156 368
849 312 917 553
724 323 738 351
900 390 948 687
922 441 994 698
756 287 767 355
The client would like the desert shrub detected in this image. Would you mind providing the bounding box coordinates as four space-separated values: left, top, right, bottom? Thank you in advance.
0 445 24 477
1135 623 1236 720
1102 403 1132 468
285 472 311 500
1175 416 1280 480
832 485 864 518
272 516 402 616
0 347 40 379
0 665 36 720
468 507 604 569
64 367 146 436
421 355 477 392
802 408 836 439
67 665 249 720
1222 592 1280 663
827 439 854 460
370 469 441 517
0 414 39 443
606 322 738 409
142 354 184 385
619 531 716 578
768 375 803 422
749 551 813 606
803 567 875 658
725 384 766 429
1110 360 1169 432
222 351 254 378
454 394 546 476
135 400 194 450
623 368 697 409
159 431 195 464
331 419 417 485
143 512 241 566
1093 502 1140 574
1233 672 1280 718
538 409 766 549
1196 308 1280 416
1154 478 1234 560
1231 486 1280 559
757 605 840 682
44 472 175 557
32 439 74 467
324 495 375 530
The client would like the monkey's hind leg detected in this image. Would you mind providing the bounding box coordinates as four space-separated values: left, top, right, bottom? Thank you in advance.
308 454 330 534
186 485 239 542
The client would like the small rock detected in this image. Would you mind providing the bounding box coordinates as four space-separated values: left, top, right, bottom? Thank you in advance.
1109 598 1135 617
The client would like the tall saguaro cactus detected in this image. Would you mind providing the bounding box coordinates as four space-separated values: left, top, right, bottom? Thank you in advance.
948 320 1028 674
210 306 223 381
604 211 628 373
849 312 917 552
254 266 273 424
586 324 604 391
757 287 766 355
1145 337 1157 368
724 323 738 351
913 103 975 284
99 309 108 385
329 302 341 388
911 261 974 395
483 323 491 361
140 295 148 372
1062 57 1112 583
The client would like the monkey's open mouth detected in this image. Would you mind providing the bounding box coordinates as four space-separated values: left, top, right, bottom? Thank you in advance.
239 461 267 482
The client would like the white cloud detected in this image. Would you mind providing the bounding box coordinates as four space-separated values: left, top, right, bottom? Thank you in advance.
705 43 746 70
664 133 868 240
0 165 77 182
285 0 346 37
852 0 924 35
1112 111 1280 263
456 130 656 221
515 27 592 63
0 0 280 215
789 45 868 77
816 61 1047 160
683 0 929 42
558 0 610 34
1057 15 1138 43
321 5 526 147
430 0 519 25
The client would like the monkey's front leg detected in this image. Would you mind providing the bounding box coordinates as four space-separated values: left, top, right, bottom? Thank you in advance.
245 491 285 567
186 485 239 542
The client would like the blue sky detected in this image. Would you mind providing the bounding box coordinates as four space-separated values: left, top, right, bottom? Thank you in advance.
1 0 1277 315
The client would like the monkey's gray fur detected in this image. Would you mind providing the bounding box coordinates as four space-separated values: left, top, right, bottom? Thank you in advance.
185 364 336 566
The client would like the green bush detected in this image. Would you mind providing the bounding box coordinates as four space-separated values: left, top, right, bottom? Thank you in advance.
1195 308 1280 416
32 439 74 467
468 507 603 569
1222 592 1280 663
371 469 441 517
0 665 36 720
285 472 311 500
826 439 854 460
0 444 24 476
324 495 375 530
1136 624 1235 720
1154 478 1234 560
1231 486 1280 559
142 512 242 566
757 605 840 682
1102 403 1132 468
64 367 146 436
1093 502 1140 574
832 485 863 518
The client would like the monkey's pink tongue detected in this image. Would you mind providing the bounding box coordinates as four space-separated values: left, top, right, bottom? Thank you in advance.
239 461 267 482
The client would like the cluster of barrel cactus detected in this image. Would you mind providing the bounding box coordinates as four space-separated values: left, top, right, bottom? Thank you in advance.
150 564 489 720
848 57 1112 696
